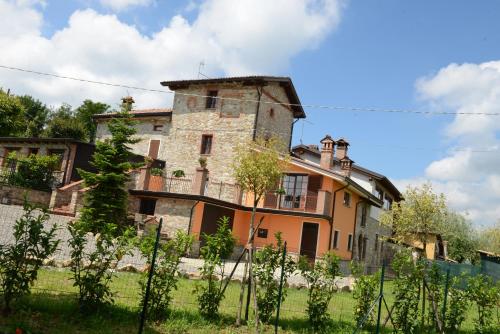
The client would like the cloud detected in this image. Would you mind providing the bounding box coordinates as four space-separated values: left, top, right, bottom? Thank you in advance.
0 0 344 109
99 0 152 11
399 61 500 226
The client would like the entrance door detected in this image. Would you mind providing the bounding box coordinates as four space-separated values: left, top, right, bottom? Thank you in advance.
200 204 235 246
300 222 319 261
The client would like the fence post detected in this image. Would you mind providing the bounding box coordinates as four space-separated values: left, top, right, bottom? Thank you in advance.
138 217 163 334
274 241 287 334
441 267 451 329
375 261 386 334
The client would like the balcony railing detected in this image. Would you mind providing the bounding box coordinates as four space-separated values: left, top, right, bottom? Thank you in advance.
263 190 319 213
147 174 194 194
204 180 241 203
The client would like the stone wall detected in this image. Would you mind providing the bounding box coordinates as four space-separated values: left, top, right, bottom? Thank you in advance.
153 197 196 237
0 185 52 207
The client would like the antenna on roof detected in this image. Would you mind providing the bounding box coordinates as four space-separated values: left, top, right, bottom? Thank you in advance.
299 119 314 144
197 61 210 79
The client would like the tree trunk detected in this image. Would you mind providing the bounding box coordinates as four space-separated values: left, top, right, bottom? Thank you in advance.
236 251 248 326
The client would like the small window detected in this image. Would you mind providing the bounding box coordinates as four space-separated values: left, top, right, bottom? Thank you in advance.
343 191 351 207
139 199 156 215
153 124 163 132
333 230 340 249
361 204 367 227
374 234 379 251
257 228 268 238
375 186 383 201
347 234 353 251
48 149 66 170
362 237 368 260
269 108 275 118
28 148 39 155
200 135 213 155
205 90 218 109
383 195 393 210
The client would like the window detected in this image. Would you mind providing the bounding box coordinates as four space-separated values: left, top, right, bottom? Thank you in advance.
333 230 340 249
374 234 379 251
28 148 39 155
281 174 308 209
257 228 268 238
205 90 218 109
343 191 351 207
3 147 20 166
383 195 393 210
148 140 161 159
375 186 383 201
48 149 66 170
153 124 163 131
347 234 353 251
200 135 213 155
269 108 275 118
139 199 156 215
362 237 368 260
361 204 368 227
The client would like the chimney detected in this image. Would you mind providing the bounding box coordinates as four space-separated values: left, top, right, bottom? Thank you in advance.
319 135 335 169
336 138 349 160
340 156 354 177
121 96 135 112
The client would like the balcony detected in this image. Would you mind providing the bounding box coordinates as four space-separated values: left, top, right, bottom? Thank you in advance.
263 190 320 214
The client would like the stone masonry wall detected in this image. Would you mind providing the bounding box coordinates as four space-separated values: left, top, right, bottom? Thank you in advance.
0 185 52 207
154 197 196 237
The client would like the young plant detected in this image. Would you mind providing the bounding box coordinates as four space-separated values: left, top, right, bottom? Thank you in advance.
171 169 185 178
68 221 134 313
425 263 444 330
445 275 469 333
467 274 499 334
391 249 423 334
150 168 164 176
298 251 341 331
253 232 295 324
195 216 235 319
0 202 59 313
352 262 380 327
138 230 193 320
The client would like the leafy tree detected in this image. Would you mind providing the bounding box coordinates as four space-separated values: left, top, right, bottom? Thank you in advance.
75 100 110 142
6 152 59 191
195 216 235 319
18 95 49 137
298 252 341 331
0 201 59 313
442 212 479 263
44 104 87 141
0 89 24 136
77 103 142 235
351 262 380 327
445 275 470 333
381 183 448 257
467 275 499 334
232 136 289 326
477 220 500 255
138 230 193 320
253 232 295 323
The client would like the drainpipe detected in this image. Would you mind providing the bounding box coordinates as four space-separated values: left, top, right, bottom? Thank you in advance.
187 200 200 235
289 119 299 150
328 184 349 250
252 86 263 140
62 142 72 186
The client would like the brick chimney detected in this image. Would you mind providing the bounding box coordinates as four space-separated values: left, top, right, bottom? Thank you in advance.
121 96 135 112
336 138 349 160
319 135 335 169
340 156 354 177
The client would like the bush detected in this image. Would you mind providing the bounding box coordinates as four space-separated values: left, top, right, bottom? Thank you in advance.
6 153 60 191
253 232 295 324
68 221 134 313
467 274 499 334
195 216 235 319
445 275 469 333
139 230 193 320
426 263 444 330
0 201 59 312
298 251 341 331
391 249 423 334
352 263 380 327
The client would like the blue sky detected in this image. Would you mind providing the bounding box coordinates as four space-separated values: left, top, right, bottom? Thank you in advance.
1 0 499 225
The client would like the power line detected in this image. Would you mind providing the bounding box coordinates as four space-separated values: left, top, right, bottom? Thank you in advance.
2 64 500 116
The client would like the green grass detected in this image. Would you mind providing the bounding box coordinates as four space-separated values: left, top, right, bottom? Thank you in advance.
0 268 496 333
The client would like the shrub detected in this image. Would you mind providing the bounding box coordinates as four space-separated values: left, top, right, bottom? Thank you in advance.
68 221 134 313
195 216 235 319
171 169 185 178
391 249 423 334
253 232 295 323
150 168 164 176
139 230 193 320
467 274 499 334
426 263 444 329
352 264 380 327
6 153 60 191
445 275 469 333
298 251 341 331
0 201 59 312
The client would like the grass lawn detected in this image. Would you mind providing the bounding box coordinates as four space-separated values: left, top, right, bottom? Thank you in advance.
0 268 494 333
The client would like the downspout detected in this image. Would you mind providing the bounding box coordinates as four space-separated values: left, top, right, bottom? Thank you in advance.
328 184 349 250
62 142 72 186
187 200 200 235
289 119 299 150
252 86 263 140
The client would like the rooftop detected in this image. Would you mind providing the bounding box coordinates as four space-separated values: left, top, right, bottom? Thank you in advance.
93 108 172 119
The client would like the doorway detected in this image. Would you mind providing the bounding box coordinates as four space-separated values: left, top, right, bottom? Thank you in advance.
300 222 319 261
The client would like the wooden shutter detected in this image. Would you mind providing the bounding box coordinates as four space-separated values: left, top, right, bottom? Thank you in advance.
148 140 160 159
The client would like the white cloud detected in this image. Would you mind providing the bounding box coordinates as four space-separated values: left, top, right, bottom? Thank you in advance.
399 61 500 226
0 0 344 109
99 0 152 11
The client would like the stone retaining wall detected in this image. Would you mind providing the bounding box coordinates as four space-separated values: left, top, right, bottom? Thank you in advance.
0 185 52 207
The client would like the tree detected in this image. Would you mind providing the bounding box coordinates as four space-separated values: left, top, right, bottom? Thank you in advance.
5 152 59 191
18 95 49 137
381 183 448 257
477 220 500 255
75 100 110 142
0 89 24 137
442 212 479 263
232 136 289 328
44 104 87 141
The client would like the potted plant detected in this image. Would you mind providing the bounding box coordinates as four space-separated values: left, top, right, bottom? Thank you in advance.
198 157 207 169
172 169 185 178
